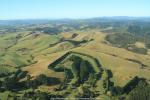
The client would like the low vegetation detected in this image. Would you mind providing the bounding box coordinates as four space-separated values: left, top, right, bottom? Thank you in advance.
0 17 150 99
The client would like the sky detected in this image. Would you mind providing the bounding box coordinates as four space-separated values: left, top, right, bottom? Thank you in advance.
0 0 150 20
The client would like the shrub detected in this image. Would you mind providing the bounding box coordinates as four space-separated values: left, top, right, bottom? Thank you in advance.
127 80 150 100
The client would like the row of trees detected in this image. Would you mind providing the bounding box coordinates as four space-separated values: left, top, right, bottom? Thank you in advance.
127 79 150 100
102 74 150 100
6 90 64 99
0 69 63 99
0 69 61 92
26 74 60 90
0 69 27 91
22 90 64 100
70 55 96 85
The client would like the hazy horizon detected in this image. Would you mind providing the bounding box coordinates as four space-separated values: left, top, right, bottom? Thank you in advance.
0 0 150 20
1 16 150 21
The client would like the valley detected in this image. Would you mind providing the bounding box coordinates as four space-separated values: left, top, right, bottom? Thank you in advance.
0 18 150 99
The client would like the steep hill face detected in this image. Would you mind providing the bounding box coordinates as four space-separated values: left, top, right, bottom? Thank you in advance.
47 51 113 98
48 51 102 84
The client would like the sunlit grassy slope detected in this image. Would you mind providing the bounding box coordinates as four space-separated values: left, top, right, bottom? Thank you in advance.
0 29 150 87
71 31 150 86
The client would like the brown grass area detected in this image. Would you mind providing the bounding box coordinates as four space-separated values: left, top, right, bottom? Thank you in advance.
135 42 146 48
71 32 150 86
23 52 65 81
23 31 150 87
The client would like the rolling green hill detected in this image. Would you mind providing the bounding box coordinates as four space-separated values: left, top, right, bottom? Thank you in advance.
0 18 150 99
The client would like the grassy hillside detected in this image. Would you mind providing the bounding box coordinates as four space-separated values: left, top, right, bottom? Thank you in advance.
0 18 150 99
